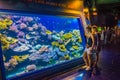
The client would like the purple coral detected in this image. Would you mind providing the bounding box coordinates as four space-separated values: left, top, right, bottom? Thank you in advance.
20 23 27 29
9 43 17 49
27 17 33 22
9 26 19 33
48 34 52 40
28 27 34 31
33 24 38 30
18 38 26 43
17 31 25 37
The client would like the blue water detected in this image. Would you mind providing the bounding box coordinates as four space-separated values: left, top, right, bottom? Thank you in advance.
0 13 84 79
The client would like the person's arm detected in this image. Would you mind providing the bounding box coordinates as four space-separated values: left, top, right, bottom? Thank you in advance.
90 33 94 49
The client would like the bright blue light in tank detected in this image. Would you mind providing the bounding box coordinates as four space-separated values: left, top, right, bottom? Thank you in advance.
0 11 85 79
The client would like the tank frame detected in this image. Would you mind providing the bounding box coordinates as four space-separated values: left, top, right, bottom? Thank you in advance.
0 10 86 80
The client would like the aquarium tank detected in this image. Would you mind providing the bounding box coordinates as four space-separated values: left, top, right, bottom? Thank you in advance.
0 12 85 79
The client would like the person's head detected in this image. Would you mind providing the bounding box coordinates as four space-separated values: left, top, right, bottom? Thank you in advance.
86 26 92 33
92 26 97 34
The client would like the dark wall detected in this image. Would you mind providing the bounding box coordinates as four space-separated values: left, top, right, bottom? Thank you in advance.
90 12 117 27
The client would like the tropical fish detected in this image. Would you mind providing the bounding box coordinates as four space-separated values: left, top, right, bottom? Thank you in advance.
72 45 79 50
21 54 29 60
46 30 52 34
51 41 59 46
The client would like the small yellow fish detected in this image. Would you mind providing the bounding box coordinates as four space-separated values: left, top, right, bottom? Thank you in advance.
21 54 29 60
46 30 52 34
72 45 79 50
51 41 59 46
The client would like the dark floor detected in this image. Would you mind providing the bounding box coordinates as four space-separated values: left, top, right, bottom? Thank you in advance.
49 44 120 80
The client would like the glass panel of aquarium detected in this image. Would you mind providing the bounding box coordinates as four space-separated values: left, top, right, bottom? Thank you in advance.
0 13 84 79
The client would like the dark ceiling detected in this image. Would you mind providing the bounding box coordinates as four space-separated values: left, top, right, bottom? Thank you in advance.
84 0 120 16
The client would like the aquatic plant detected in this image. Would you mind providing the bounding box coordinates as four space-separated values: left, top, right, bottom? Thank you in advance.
59 44 66 52
51 41 59 47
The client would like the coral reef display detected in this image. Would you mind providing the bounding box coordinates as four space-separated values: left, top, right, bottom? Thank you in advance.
0 14 84 79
